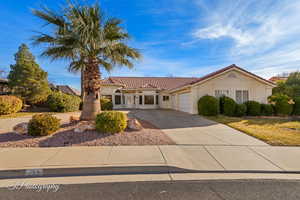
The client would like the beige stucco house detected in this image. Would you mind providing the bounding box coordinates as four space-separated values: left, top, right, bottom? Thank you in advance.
101 64 276 114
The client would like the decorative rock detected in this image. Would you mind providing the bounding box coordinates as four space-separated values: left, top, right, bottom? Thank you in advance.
74 121 95 133
70 115 80 123
127 118 143 131
13 122 28 135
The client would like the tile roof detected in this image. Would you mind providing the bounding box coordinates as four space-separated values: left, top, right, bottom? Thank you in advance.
269 76 288 83
102 64 276 91
168 64 276 91
102 76 199 90
57 85 81 96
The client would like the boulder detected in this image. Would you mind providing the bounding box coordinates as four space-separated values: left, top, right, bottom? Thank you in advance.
127 118 143 131
69 115 80 123
13 122 28 135
74 121 95 133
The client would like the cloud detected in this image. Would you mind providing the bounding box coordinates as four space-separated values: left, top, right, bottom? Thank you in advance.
193 24 253 47
193 0 300 53
190 0 300 77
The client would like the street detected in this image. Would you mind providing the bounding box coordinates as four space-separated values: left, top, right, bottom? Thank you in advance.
1 179 300 200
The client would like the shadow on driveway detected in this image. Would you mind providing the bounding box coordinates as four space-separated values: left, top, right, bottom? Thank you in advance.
127 109 218 130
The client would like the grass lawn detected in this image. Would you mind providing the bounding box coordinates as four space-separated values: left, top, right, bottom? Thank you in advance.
208 116 300 146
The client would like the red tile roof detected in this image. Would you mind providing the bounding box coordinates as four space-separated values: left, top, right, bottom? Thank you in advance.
269 76 288 83
102 64 276 91
168 64 276 91
102 76 199 90
57 85 81 96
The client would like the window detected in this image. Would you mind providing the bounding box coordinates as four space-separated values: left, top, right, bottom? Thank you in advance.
236 90 249 103
156 95 159 105
215 90 229 98
139 95 143 105
115 95 121 105
144 95 154 105
163 96 170 101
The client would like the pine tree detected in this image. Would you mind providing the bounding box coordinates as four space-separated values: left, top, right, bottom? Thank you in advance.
8 44 51 105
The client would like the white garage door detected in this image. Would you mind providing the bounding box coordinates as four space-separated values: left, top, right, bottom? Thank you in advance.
178 93 191 113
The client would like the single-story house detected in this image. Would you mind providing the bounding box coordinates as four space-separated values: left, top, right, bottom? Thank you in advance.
101 64 276 114
55 85 81 96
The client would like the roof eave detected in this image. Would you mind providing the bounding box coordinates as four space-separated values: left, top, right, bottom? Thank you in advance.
168 66 276 93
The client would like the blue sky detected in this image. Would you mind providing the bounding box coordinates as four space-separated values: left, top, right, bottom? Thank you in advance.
1 0 300 90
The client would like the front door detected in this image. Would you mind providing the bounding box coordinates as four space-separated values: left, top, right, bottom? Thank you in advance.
125 95 134 108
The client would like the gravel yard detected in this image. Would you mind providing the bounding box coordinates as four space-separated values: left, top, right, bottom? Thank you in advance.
0 119 175 147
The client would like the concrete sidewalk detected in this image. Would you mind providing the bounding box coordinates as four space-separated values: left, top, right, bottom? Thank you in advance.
1 145 300 176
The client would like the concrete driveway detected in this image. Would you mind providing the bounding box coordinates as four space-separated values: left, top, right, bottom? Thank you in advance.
129 109 268 146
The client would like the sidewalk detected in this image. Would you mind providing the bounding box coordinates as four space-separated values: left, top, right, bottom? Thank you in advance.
1 145 300 179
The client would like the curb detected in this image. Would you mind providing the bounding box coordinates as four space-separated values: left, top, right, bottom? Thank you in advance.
2 166 300 180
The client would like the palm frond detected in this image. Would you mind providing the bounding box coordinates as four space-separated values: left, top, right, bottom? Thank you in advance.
32 1 141 73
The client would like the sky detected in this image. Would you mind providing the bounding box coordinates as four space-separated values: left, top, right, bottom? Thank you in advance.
1 0 300 90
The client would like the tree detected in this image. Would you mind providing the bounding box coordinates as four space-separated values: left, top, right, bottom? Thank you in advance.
286 72 300 97
272 81 293 97
273 72 300 97
32 1 141 120
286 72 300 86
8 44 51 105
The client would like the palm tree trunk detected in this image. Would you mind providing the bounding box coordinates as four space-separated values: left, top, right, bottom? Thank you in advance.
80 68 85 100
80 59 101 121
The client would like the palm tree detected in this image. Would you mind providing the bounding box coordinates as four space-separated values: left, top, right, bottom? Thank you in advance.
32 2 141 120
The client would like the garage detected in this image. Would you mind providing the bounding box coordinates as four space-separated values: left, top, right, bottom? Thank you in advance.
178 93 192 113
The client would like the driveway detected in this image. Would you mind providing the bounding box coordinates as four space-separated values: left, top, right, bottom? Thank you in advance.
129 109 268 146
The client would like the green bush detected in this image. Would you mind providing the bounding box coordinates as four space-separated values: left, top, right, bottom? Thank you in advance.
293 97 300 115
219 95 226 114
223 96 237 116
268 94 293 116
245 101 261 116
47 92 81 112
235 104 247 117
0 95 23 115
198 95 219 116
28 114 60 136
95 111 127 134
100 98 113 111
261 104 274 116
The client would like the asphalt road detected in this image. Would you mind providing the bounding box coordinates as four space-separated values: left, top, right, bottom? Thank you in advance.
1 179 300 200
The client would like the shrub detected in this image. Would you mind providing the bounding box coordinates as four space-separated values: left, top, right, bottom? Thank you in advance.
0 95 23 115
261 104 274 116
223 96 237 116
293 97 300 115
47 92 81 112
198 95 219 116
95 111 127 134
235 104 247 117
219 95 226 114
245 101 261 116
28 114 60 136
268 94 294 116
100 98 113 111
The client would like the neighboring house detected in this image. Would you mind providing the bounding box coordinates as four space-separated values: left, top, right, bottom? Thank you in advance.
269 76 288 83
0 78 10 95
101 64 276 114
56 85 81 96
